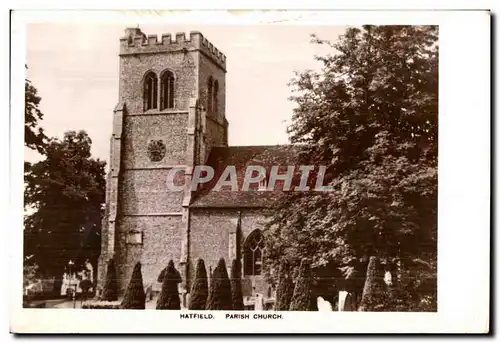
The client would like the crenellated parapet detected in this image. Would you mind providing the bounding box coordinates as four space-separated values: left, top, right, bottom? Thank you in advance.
120 28 226 71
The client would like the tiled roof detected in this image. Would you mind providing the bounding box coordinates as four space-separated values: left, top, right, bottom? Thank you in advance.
189 145 304 208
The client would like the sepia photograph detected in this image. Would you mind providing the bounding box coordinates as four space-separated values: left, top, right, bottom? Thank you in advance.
11 9 490 334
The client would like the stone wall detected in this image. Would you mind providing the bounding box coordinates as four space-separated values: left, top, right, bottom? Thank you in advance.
120 170 185 214
114 215 184 293
122 113 189 169
189 208 270 297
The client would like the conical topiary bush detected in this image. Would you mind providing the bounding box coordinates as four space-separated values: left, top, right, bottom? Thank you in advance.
101 258 118 301
207 266 213 307
289 258 313 311
275 260 294 311
189 259 209 310
206 258 232 310
358 256 386 311
230 259 244 310
156 260 181 310
121 262 146 309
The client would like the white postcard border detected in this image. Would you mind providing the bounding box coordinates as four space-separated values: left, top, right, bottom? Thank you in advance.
10 9 490 334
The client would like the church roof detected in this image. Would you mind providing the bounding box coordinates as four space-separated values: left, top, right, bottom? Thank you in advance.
189 145 304 208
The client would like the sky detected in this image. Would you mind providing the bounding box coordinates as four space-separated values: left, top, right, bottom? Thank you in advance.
25 22 346 164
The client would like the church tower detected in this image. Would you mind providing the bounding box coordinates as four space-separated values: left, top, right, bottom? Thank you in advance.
98 28 228 295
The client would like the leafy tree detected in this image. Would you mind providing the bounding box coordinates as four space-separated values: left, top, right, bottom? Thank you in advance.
25 73 47 154
156 260 181 310
265 25 438 311
189 259 209 310
101 258 118 301
289 259 313 311
274 260 294 311
121 262 146 309
205 258 232 310
24 130 106 278
230 259 244 310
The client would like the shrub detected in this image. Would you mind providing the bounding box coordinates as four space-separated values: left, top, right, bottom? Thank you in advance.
359 257 437 312
230 259 244 310
275 260 294 311
121 262 146 309
206 258 232 310
189 259 208 310
101 258 118 301
358 256 384 311
289 258 313 311
156 260 181 310
82 300 121 309
80 279 92 293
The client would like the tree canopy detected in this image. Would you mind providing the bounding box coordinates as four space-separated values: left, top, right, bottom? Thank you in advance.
25 75 47 154
265 25 438 310
24 130 106 277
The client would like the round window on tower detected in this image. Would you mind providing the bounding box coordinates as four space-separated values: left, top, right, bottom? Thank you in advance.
147 139 166 162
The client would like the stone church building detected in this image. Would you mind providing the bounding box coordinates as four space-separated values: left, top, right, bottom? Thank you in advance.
97 28 301 307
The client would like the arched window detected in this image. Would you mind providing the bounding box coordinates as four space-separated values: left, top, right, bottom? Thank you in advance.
160 70 175 110
244 230 265 276
213 80 219 115
207 76 213 114
144 72 158 111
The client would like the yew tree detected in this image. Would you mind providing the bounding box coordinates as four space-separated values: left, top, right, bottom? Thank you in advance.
230 259 244 310
121 262 146 309
206 258 232 310
156 260 181 310
189 259 209 310
265 26 438 310
101 258 118 301
275 260 295 311
289 259 313 311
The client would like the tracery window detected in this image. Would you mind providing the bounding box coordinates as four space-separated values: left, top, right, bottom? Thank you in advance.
207 76 213 113
213 80 219 115
160 70 175 110
143 72 158 111
244 230 265 276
